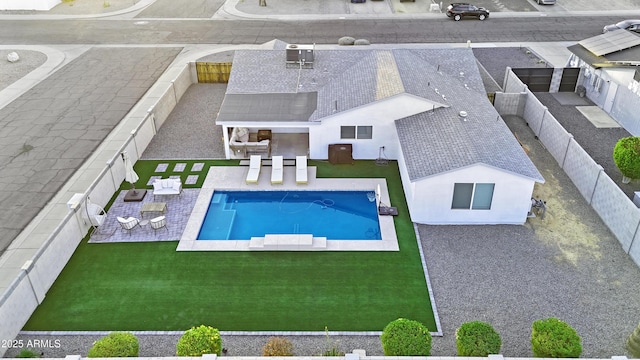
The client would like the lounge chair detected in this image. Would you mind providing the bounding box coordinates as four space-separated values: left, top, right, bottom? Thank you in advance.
296 156 308 184
246 155 262 184
150 215 168 232
271 156 284 185
117 216 140 235
85 203 106 228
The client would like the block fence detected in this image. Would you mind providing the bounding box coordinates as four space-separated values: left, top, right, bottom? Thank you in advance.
0 61 197 357
496 67 640 267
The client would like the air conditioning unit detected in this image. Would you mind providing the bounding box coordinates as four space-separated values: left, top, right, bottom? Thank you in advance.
286 44 314 64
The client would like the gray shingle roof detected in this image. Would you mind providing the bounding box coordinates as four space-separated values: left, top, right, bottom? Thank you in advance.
222 46 543 182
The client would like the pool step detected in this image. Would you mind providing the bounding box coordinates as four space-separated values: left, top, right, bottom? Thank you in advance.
249 234 327 251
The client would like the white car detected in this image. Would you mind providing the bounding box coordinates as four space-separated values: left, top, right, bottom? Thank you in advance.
603 19 640 33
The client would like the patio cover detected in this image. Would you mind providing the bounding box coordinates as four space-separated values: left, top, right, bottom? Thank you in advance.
216 92 317 122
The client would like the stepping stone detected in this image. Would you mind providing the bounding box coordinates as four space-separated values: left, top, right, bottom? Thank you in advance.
169 175 181 180
186 175 199 185
191 163 204 172
147 176 162 186
174 163 186 172
155 163 168 172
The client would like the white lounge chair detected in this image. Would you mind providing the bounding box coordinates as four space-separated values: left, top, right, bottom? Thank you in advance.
271 156 283 185
117 216 140 235
296 155 308 184
246 155 262 184
150 215 168 232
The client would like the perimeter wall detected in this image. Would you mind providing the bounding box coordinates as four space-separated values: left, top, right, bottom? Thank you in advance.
495 67 640 267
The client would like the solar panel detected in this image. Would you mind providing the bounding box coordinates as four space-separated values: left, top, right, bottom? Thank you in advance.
579 30 640 57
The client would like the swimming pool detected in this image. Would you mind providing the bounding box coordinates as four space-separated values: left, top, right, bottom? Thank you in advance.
197 190 381 240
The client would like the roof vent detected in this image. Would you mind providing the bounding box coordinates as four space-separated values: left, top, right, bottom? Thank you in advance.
286 44 315 67
459 111 468 119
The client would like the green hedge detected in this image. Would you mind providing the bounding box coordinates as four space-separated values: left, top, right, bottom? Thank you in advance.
456 321 502 356
613 136 640 179
176 325 222 356
380 318 432 356
87 332 139 358
531 318 582 358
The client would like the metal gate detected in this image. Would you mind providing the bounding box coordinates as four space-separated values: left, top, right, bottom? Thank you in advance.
196 62 232 83
512 68 580 92
512 68 554 92
559 68 580 92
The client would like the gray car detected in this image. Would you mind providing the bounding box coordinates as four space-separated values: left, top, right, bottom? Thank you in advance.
603 19 640 33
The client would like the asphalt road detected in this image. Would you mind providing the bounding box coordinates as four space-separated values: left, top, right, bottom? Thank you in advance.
0 15 619 44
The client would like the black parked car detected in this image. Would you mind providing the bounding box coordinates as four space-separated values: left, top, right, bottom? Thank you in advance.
446 3 490 21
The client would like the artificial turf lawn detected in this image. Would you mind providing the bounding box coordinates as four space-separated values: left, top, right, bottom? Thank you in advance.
23 160 437 332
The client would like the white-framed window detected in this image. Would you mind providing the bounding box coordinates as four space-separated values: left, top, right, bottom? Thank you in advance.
340 126 372 139
451 183 495 210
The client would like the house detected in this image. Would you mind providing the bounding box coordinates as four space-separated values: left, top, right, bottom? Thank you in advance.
568 30 640 134
215 42 544 224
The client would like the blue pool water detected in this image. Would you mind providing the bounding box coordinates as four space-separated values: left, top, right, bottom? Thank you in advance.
197 190 381 240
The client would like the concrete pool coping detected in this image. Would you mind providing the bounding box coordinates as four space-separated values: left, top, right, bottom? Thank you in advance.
177 166 399 251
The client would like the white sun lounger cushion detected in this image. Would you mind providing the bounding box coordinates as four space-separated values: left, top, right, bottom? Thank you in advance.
246 155 261 184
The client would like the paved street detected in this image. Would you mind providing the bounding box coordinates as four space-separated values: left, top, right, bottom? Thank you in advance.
0 15 622 45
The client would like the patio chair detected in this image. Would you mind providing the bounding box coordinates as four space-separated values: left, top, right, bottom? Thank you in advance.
83 203 107 230
246 155 261 184
117 216 140 235
271 155 283 185
296 155 308 184
86 203 106 226
150 215 168 232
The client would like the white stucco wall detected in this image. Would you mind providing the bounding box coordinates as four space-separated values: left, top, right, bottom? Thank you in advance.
407 163 536 225
397 147 415 209
309 94 441 160
0 0 59 10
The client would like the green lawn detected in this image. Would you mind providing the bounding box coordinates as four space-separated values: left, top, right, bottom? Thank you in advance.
23 160 437 332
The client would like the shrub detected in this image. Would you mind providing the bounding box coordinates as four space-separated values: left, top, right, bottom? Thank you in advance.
176 325 222 356
613 137 640 179
380 318 432 356
338 36 355 46
531 318 582 358
262 337 293 356
456 321 502 356
626 322 640 357
87 332 139 358
16 350 40 358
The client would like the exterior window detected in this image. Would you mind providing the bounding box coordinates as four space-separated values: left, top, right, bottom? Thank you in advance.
452 183 495 210
341 126 356 139
357 126 373 139
340 126 372 139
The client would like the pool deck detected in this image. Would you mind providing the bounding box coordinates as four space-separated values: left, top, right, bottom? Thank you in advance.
178 166 399 251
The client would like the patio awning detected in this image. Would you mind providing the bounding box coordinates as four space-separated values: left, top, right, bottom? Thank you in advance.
216 92 317 123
